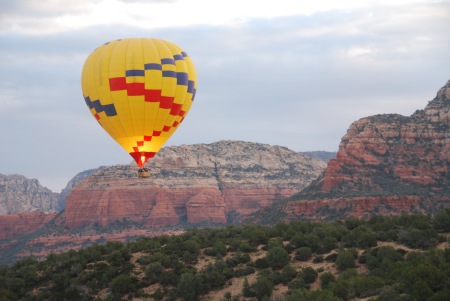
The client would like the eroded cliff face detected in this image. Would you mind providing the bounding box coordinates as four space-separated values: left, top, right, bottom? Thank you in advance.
278 79 450 220
0 174 60 214
64 141 327 228
0 211 58 240
320 79 450 192
57 167 102 210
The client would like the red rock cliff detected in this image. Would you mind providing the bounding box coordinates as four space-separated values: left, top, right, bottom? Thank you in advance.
276 79 450 220
64 141 327 228
0 212 58 240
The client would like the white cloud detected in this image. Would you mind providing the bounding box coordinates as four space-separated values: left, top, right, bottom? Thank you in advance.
0 90 25 113
0 0 449 191
1 0 440 35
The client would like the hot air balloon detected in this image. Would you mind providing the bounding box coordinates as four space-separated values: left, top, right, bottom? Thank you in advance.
81 38 197 177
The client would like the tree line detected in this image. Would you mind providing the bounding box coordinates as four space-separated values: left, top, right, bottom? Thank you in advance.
1 208 450 300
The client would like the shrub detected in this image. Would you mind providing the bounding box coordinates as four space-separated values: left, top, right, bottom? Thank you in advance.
279 264 297 285
320 272 336 289
266 247 290 270
177 272 202 301
252 276 273 301
336 250 356 271
110 274 136 296
287 277 308 291
301 267 318 284
295 247 312 261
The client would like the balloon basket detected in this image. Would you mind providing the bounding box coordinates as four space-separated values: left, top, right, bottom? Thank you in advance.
138 168 150 178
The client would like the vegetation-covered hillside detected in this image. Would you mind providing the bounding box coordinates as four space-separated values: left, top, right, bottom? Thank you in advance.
1 209 450 301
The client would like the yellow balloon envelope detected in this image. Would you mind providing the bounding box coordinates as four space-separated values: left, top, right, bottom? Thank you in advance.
81 38 197 167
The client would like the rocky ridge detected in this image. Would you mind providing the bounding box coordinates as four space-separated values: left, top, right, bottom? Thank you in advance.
267 78 450 221
0 174 60 214
63 141 327 228
301 151 336 162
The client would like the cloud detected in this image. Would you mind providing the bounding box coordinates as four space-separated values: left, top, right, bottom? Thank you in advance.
1 0 449 191
2 0 442 34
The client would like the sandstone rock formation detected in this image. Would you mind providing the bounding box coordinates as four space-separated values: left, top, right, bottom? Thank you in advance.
274 78 450 221
57 167 104 209
0 212 58 240
63 141 327 228
0 174 60 214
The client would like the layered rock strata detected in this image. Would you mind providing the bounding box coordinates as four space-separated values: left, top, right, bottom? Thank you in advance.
0 212 58 240
64 141 327 227
278 78 450 220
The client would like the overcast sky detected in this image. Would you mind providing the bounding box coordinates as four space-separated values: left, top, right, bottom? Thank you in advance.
1 0 449 192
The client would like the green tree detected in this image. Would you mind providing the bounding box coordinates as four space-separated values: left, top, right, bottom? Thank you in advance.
377 286 402 301
343 227 377 248
266 246 290 270
289 234 306 249
279 264 298 285
108 249 129 266
399 262 448 293
397 228 439 249
267 237 283 250
252 276 273 301
64 284 80 301
411 279 434 301
145 262 164 284
304 233 320 252
336 250 356 271
183 251 198 264
245 226 269 246
287 277 308 291
152 288 164 301
301 267 318 284
148 252 171 268
320 272 336 289
212 240 228 257
329 281 349 300
432 209 450 232
242 277 253 297
348 275 385 298
318 235 338 253
110 274 136 296
198 262 227 291
223 291 232 301
160 270 179 286
177 272 201 301
295 247 312 261
345 216 363 230
183 239 201 255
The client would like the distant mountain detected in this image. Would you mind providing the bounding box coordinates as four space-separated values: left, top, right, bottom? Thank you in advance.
0 174 60 214
301 151 336 162
258 78 450 222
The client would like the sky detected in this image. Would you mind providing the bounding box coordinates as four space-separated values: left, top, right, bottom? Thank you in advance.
1 0 449 192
